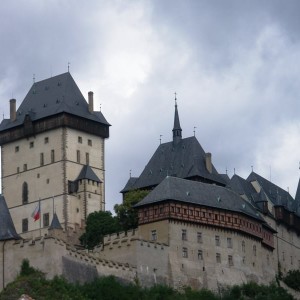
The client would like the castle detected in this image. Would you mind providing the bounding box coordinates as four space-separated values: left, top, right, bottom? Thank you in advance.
1 73 300 292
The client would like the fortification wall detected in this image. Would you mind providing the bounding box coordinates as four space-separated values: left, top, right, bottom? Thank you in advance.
0 236 136 292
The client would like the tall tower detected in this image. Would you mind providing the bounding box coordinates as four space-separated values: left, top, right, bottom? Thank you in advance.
0 73 110 237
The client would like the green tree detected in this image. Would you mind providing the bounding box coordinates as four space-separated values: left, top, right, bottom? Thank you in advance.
114 189 149 231
79 211 121 249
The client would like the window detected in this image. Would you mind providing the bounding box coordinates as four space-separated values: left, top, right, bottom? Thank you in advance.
40 153 44 166
17 167 20 173
227 237 232 248
77 150 80 163
151 230 157 241
160 207 164 214
242 241 245 253
242 256 246 264
182 229 187 241
253 245 257 256
22 218 28 232
15 146 19 152
215 235 220 246
86 152 89 165
198 250 203 260
43 213 49 227
197 232 202 243
29 141 34 148
88 139 92 146
44 137 49 144
182 247 188 258
78 136 82 143
22 182 28 204
23 164 27 171
216 253 221 263
228 255 233 266
51 150 55 163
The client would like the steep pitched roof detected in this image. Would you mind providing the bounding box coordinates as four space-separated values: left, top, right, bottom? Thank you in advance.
122 136 226 192
120 177 138 193
76 165 102 183
0 195 20 241
230 174 257 202
295 177 300 203
135 176 263 221
247 172 297 212
0 72 110 131
49 212 63 230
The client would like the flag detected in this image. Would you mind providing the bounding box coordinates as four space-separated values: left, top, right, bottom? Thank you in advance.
31 202 40 222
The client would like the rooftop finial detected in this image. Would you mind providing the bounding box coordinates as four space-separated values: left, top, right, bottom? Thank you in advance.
174 92 177 105
193 126 196 136
251 165 253 172
160 135 163 145
68 62 70 72
33 74 35 84
129 169 132 178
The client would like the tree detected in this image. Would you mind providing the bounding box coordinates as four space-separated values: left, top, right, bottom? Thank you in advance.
114 189 149 231
79 211 121 249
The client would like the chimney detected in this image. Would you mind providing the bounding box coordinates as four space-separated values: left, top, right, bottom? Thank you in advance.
205 152 212 174
10 99 16 121
88 91 94 112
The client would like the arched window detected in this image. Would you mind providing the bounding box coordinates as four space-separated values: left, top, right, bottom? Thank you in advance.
22 182 28 204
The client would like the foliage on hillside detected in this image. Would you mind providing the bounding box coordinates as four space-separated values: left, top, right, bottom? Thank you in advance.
79 211 121 249
283 269 300 291
0 260 295 300
114 189 150 231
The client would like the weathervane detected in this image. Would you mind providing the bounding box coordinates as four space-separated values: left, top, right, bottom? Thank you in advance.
174 92 177 105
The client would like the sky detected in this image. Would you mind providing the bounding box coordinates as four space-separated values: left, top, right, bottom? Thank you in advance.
1 0 300 212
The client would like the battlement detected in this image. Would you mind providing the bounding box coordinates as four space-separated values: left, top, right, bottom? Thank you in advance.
103 228 138 243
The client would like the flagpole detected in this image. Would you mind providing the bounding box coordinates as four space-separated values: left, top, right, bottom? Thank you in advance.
39 198 41 238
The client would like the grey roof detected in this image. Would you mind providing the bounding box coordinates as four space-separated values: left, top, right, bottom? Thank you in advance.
230 174 257 203
135 176 264 222
295 178 300 203
0 195 20 241
49 212 63 230
247 172 297 212
120 177 138 193
0 72 110 132
76 165 102 183
122 136 226 192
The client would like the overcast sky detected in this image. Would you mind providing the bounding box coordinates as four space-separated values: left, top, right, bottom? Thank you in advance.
1 0 300 211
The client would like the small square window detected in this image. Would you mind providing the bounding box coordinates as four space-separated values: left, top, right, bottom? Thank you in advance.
15 146 19 152
78 136 82 143
17 167 20 173
228 255 234 266
227 237 233 248
182 247 188 258
216 253 221 263
46 179 50 184
151 230 157 241
30 141 34 148
197 232 202 243
43 213 49 227
23 164 27 171
198 250 203 260
40 153 44 166
215 235 220 246
88 139 92 146
22 218 28 233
44 137 49 144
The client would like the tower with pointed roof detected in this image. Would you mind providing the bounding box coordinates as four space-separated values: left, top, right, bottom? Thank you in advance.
0 72 110 237
121 97 225 195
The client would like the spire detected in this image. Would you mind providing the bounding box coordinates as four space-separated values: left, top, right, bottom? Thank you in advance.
49 212 63 230
172 93 182 144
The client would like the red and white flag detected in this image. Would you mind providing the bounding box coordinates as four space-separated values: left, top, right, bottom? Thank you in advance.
31 202 40 222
